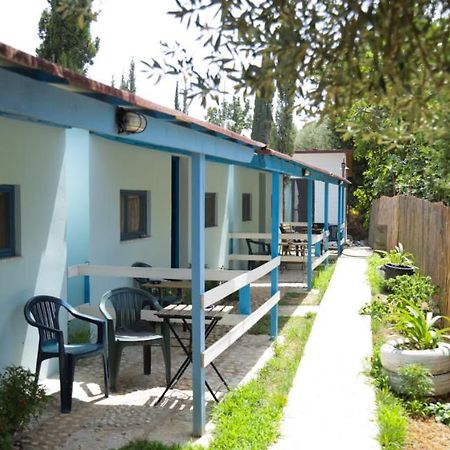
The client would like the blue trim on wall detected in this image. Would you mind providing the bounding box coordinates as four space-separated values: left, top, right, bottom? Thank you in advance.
270 173 280 339
191 153 206 437
171 156 180 268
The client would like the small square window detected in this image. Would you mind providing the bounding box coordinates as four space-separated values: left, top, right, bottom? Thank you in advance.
205 192 217 228
120 190 149 240
0 185 16 258
242 193 252 222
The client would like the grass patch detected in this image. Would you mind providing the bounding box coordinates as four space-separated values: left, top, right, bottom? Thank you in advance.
279 291 307 306
367 253 384 296
209 315 315 450
376 389 408 450
365 253 409 449
312 262 336 302
117 315 315 450
67 320 91 344
248 314 290 335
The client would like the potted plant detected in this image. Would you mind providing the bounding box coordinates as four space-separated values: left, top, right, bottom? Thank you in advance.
381 243 416 280
380 303 450 396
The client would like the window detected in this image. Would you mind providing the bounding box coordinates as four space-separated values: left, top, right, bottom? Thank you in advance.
242 193 252 222
205 192 217 227
0 185 16 258
120 190 148 240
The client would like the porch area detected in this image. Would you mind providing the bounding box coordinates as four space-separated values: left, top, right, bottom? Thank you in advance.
19 282 310 450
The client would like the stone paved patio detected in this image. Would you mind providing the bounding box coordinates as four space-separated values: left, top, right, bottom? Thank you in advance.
18 280 313 449
20 323 274 449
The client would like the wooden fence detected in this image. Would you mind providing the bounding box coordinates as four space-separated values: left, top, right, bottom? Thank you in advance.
369 196 450 316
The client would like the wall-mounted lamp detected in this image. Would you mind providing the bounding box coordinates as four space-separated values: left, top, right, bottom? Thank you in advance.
116 108 147 134
302 168 311 177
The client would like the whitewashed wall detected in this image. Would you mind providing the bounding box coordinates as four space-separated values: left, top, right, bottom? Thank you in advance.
0 117 67 373
87 136 172 305
293 152 346 224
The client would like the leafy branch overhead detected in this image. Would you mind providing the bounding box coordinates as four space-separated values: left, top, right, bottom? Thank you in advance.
145 1 448 132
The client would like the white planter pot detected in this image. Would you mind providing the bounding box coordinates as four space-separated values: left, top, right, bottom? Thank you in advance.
380 338 450 396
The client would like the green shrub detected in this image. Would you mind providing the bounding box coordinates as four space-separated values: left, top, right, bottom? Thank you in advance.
398 364 433 401
381 243 415 267
376 388 407 450
384 274 437 311
312 262 335 302
367 253 384 295
0 366 49 444
426 402 450 426
392 304 450 350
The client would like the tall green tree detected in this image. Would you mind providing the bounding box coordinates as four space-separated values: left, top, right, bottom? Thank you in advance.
251 95 273 144
271 85 296 155
296 118 344 150
205 96 252 134
118 59 137 93
36 0 99 74
174 81 180 111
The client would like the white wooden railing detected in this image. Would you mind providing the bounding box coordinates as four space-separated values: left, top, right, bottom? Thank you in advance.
201 257 280 368
68 259 282 369
228 228 330 270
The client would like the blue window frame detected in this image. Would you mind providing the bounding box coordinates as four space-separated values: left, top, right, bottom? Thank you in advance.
120 190 148 241
0 185 15 258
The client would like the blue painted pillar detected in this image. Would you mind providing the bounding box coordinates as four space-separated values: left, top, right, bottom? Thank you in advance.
307 179 314 289
191 153 206 437
239 285 251 315
324 182 329 266
337 183 343 255
341 185 346 243
171 156 180 268
270 173 280 339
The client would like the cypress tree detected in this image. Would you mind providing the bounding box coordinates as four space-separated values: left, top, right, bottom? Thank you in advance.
36 0 99 74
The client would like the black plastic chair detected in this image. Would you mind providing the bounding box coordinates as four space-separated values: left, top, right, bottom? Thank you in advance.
99 287 171 392
24 295 109 413
245 239 271 270
131 262 182 308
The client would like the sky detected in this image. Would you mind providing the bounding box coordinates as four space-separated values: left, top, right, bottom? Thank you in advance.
0 0 307 130
0 0 214 120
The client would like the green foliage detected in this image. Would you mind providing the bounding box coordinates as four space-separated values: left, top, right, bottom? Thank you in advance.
295 118 344 150
385 274 437 311
398 364 433 401
0 366 49 443
271 85 296 155
392 304 450 350
209 316 314 450
251 94 273 144
345 103 449 223
426 402 450 426
367 253 385 296
312 263 336 302
149 1 449 138
36 0 99 74
368 344 390 391
205 96 252 134
376 388 408 450
381 243 415 267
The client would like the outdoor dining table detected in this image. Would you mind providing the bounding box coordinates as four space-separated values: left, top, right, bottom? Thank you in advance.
155 303 233 404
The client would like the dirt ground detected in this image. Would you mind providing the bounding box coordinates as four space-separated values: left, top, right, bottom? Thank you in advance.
406 417 450 450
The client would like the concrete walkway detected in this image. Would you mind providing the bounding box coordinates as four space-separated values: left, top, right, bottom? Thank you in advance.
272 251 380 450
